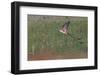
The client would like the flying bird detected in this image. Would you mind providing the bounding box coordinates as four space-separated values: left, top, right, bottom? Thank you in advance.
59 21 83 42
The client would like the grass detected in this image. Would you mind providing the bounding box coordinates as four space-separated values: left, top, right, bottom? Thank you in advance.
28 15 88 55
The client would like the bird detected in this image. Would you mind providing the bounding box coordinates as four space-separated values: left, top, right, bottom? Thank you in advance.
59 21 70 35
59 21 83 43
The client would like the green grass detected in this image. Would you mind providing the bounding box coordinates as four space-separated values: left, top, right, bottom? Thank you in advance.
28 15 88 54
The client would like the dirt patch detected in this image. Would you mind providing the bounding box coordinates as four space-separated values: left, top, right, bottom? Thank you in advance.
28 50 87 61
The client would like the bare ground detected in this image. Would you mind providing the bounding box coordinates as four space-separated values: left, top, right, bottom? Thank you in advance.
28 50 88 61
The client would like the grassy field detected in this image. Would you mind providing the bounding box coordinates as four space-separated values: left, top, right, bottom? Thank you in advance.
28 15 88 60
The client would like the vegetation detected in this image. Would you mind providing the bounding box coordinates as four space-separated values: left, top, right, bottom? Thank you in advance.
28 15 88 55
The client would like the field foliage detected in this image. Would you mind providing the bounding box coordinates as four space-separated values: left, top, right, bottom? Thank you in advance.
28 15 88 55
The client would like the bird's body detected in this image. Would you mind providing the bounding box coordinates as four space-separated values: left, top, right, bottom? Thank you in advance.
59 21 70 35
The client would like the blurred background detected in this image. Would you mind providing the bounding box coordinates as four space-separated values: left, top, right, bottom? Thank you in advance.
28 15 88 60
